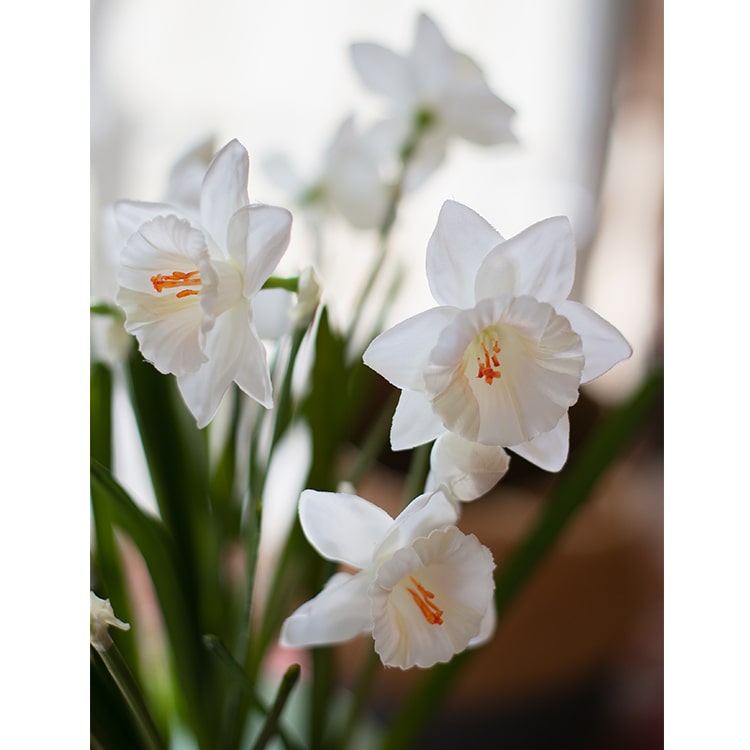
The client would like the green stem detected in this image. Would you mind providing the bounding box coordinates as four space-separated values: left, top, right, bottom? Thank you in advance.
262 276 300 293
249 665 302 750
344 389 400 487
348 112 433 343
203 635 303 750
401 442 432 507
90 301 125 320
95 643 166 750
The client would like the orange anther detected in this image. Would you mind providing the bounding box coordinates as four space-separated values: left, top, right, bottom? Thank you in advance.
406 576 443 625
476 340 501 384
151 270 202 295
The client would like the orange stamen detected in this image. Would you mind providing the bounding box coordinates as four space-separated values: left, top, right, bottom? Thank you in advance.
151 270 202 296
476 340 501 384
406 576 443 625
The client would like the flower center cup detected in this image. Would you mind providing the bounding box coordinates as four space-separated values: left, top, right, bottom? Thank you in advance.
150 270 202 298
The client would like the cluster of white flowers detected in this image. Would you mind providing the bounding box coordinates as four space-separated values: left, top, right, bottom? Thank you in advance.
109 14 630 671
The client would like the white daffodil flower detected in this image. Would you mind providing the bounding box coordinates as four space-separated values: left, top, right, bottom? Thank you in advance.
279 489 496 670
90 591 130 652
350 13 516 188
363 200 632 472
115 139 293 428
263 115 390 230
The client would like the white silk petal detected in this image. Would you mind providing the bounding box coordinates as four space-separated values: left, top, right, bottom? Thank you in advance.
279 572 372 648
117 287 206 376
371 526 495 669
557 300 633 384
390 390 444 451
226 204 292 296
376 490 457 561
199 139 250 253
426 297 584 447
349 42 412 104
475 217 576 306
114 200 180 241
232 315 274 409
427 432 510 502
363 305 459 391
509 413 570 472
411 13 453 100
298 490 395 569
252 288 293 340
468 600 496 648
426 200 504 308
440 85 516 146
117 216 212 376
402 127 449 192
177 303 269 427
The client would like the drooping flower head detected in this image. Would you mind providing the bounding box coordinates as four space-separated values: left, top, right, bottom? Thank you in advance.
279 489 496 669
115 139 293 427
350 13 516 187
90 591 130 652
364 200 632 473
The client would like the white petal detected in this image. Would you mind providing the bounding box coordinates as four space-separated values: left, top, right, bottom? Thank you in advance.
426 296 584 446
232 315 274 409
441 82 516 146
298 490 395 569
279 572 372 648
376 490 458 561
410 14 453 100
117 287 206 375
260 152 302 193
402 127 449 192
509 413 570 472
177 303 270 427
116 215 212 376
475 217 577 306
324 121 390 229
226 204 292 296
114 199 179 241
390 390 445 451
426 201 504 308
427 432 510 502
165 136 216 213
200 139 250 252
468 600 496 648
363 306 459 391
349 42 412 104
371 526 495 669
252 288 293 340
557 300 632 384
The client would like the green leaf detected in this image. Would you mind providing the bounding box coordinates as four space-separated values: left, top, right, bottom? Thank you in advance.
90 361 136 669
125 351 229 645
90 459 211 748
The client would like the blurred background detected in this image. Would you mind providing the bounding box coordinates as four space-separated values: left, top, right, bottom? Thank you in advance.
91 0 663 747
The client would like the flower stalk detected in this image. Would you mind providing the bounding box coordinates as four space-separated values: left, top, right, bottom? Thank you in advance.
93 642 166 750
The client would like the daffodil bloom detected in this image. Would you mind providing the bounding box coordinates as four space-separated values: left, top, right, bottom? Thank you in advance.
263 115 389 230
363 200 632 472
115 139 293 427
279 489 496 669
350 13 516 187
90 591 130 652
